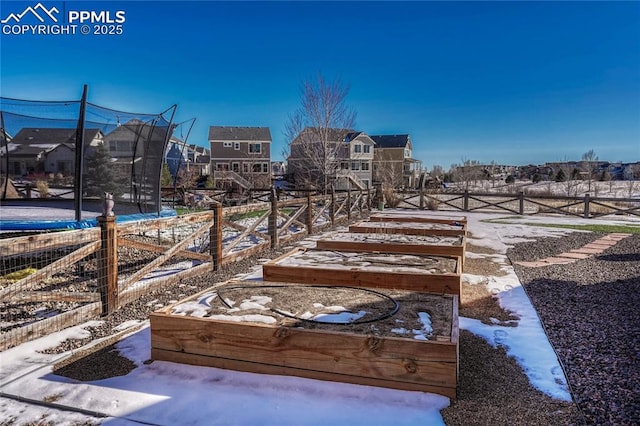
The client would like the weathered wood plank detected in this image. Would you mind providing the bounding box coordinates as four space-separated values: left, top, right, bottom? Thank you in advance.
120 222 212 288
369 214 467 225
118 237 211 262
315 239 464 259
150 314 457 391
7 291 101 303
150 348 457 399
221 242 271 265
222 210 270 254
262 248 462 295
1 302 102 351
263 263 461 295
0 228 101 257
349 223 465 237
222 202 270 216
117 211 212 235
118 262 213 308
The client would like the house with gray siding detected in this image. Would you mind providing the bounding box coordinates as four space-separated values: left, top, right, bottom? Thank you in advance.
209 126 272 189
288 127 374 190
1 127 103 176
370 134 422 189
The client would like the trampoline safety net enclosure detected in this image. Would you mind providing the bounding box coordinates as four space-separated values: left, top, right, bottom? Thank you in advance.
0 86 177 221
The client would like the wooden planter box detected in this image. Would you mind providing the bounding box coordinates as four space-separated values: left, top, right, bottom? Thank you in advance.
369 213 467 227
349 220 466 237
150 280 459 399
262 247 462 296
316 231 466 266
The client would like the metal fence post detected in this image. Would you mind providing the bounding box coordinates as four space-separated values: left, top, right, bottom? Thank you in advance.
210 202 223 271
97 214 118 314
463 190 469 211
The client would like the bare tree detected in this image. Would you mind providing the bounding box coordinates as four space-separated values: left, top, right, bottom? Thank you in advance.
450 158 482 191
626 164 640 198
374 161 403 189
487 160 499 188
581 149 598 193
557 164 582 197
430 165 444 179
285 74 356 190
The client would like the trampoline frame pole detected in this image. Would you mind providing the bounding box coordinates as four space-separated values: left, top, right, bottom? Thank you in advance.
74 84 88 222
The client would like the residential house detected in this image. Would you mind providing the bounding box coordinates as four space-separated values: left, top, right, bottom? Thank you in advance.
187 144 211 177
1 127 103 177
271 161 287 176
370 134 421 189
209 126 272 189
102 119 174 206
287 127 374 190
165 138 211 182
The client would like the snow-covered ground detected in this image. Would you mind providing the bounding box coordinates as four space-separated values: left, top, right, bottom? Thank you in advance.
1 210 638 425
446 179 640 198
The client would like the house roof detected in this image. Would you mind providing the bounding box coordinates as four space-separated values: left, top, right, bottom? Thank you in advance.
209 126 272 141
343 131 363 142
10 128 102 145
103 120 171 142
370 134 410 148
294 127 364 143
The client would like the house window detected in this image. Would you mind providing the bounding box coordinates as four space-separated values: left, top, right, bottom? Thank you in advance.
252 163 262 173
262 163 269 173
361 162 370 171
354 144 362 153
351 162 360 171
223 141 232 148
216 163 229 171
232 162 240 173
404 148 411 158
341 162 349 169
249 143 261 154
363 145 371 154
243 163 249 173
57 160 72 173
234 142 240 150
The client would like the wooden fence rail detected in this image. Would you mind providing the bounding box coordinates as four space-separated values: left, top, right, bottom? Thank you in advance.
0 188 371 350
397 190 640 218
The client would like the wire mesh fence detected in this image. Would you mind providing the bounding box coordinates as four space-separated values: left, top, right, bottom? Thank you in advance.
1 91 176 222
0 189 373 350
0 228 103 350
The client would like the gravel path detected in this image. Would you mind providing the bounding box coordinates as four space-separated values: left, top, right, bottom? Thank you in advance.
508 232 640 425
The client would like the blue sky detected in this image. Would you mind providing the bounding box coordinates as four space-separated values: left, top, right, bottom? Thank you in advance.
1 0 639 169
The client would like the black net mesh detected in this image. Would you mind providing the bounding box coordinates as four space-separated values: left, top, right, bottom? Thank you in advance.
1 93 176 220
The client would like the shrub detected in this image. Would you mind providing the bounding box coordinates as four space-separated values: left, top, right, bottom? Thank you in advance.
426 197 440 210
383 185 402 208
36 180 49 198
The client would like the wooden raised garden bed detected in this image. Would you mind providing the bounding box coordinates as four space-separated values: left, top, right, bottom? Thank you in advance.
369 213 467 227
349 220 466 237
262 247 462 296
316 231 466 266
150 280 459 399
